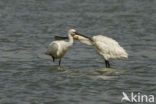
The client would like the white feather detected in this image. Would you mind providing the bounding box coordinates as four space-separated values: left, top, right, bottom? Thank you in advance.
46 41 71 59
93 35 128 60
75 35 128 60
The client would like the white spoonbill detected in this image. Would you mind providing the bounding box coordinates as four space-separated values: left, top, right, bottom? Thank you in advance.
45 29 76 66
73 33 128 68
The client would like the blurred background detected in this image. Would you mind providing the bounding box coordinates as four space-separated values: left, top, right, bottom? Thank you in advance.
0 0 156 104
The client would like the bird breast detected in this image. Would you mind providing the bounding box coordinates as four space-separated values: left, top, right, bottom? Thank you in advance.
56 41 70 57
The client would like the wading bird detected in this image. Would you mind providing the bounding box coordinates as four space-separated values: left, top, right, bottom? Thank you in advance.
46 29 76 66
73 33 128 68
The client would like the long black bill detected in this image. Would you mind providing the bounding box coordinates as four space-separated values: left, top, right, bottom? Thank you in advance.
75 32 84 36
54 36 68 40
75 32 93 41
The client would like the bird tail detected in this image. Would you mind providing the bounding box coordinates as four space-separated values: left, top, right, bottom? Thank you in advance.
121 51 128 58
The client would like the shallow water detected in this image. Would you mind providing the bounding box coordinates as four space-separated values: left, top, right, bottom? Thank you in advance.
0 0 156 104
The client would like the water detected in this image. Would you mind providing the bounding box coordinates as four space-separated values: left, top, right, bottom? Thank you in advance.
0 0 156 104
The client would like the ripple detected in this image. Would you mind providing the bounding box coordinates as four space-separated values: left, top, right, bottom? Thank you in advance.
0 0 155 104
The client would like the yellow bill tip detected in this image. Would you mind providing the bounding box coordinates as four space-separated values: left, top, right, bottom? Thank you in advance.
73 36 79 39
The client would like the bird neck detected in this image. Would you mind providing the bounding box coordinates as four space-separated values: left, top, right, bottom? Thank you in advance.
79 36 94 46
68 33 73 46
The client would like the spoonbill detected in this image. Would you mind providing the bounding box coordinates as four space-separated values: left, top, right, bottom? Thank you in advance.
45 29 76 66
73 33 128 68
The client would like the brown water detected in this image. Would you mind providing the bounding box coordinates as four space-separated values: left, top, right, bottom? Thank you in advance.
0 0 156 104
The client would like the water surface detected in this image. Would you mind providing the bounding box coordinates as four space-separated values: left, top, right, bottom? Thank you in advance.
0 0 156 104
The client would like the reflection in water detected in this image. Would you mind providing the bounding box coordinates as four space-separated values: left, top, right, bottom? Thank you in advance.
95 67 123 75
49 65 67 71
91 67 127 80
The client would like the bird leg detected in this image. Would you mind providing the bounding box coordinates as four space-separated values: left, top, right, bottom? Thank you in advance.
59 59 61 66
51 56 55 62
105 60 110 68
107 61 110 68
105 60 108 68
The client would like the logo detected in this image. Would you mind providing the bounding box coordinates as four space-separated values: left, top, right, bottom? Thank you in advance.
121 92 155 103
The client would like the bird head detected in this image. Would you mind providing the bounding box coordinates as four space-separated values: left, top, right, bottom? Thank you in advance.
68 29 76 36
73 35 88 40
73 35 93 46
74 31 93 41
73 35 79 40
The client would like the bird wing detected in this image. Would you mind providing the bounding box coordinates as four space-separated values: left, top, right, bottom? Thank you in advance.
94 35 128 59
45 42 58 56
93 35 119 45
95 41 110 54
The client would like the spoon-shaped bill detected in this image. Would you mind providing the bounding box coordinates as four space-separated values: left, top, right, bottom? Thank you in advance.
54 36 68 40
